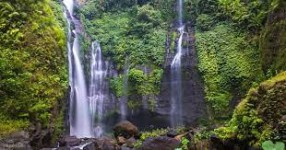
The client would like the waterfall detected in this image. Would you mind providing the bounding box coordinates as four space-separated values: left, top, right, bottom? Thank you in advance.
142 66 149 109
178 0 183 26
120 60 129 120
170 0 185 127
89 42 108 137
63 0 93 138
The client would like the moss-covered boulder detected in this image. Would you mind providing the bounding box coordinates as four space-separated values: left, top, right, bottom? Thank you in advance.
113 121 139 139
215 72 286 147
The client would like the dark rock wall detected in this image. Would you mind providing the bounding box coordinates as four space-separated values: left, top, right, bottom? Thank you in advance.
157 23 208 126
260 0 286 73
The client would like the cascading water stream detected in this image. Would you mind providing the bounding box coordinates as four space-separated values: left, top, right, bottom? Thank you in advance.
142 66 149 109
63 0 93 138
89 42 108 137
120 60 129 120
170 0 185 127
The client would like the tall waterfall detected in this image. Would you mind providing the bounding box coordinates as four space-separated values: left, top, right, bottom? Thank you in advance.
89 42 108 137
120 61 129 120
170 0 185 127
64 0 93 138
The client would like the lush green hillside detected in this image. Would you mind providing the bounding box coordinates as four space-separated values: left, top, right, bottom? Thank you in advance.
196 24 262 118
0 0 67 138
190 0 286 147
191 0 286 122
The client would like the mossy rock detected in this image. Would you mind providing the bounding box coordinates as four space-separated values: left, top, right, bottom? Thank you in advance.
113 121 139 139
215 72 286 147
260 1 286 73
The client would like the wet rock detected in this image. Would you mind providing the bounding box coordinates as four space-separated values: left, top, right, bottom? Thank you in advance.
117 136 127 145
121 145 134 150
93 137 120 150
167 129 178 138
113 121 139 139
29 123 53 149
140 136 180 150
157 23 208 127
210 135 250 150
81 139 97 150
125 137 136 148
190 139 212 150
58 136 81 147
0 131 32 150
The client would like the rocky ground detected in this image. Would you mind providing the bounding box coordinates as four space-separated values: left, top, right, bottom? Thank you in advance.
0 120 259 150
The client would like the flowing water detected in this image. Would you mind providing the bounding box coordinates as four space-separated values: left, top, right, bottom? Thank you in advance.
170 0 185 127
63 0 93 138
120 60 129 120
89 42 108 137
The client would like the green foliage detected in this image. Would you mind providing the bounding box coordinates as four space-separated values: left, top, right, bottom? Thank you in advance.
129 68 145 84
0 113 29 138
134 140 143 149
140 128 168 141
110 76 124 97
178 137 190 150
217 0 280 29
110 68 163 110
0 0 67 136
193 128 213 142
196 14 215 31
196 24 262 117
215 72 286 147
82 8 166 70
262 140 285 150
80 1 168 109
186 0 220 23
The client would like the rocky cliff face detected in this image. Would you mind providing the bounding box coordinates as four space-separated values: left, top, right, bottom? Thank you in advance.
157 23 208 126
260 1 286 73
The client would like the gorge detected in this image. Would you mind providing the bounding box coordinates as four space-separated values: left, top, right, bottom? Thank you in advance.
0 0 285 149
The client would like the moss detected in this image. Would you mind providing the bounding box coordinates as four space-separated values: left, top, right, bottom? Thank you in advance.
0 0 67 137
215 72 286 147
260 1 286 73
196 24 262 118
0 114 29 138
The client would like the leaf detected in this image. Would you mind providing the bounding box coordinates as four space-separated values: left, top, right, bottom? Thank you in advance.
274 142 285 150
262 140 274 150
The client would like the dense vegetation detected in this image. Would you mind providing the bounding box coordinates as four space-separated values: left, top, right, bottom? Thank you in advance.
215 71 286 147
196 24 262 118
0 0 67 138
191 0 286 122
79 0 176 109
0 0 285 149
191 0 286 147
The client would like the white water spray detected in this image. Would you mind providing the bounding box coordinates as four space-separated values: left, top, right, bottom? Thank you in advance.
64 0 93 138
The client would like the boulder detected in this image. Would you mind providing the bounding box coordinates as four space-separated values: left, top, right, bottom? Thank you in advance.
113 121 139 139
121 145 134 150
140 136 180 150
117 136 127 145
125 137 136 148
210 135 250 150
0 131 32 150
93 137 120 150
58 136 81 147
166 129 178 138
